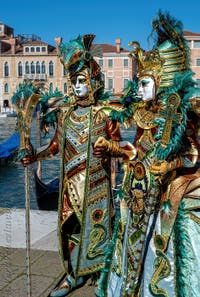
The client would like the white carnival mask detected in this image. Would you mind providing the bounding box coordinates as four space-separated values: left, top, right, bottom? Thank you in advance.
72 74 89 98
138 76 155 102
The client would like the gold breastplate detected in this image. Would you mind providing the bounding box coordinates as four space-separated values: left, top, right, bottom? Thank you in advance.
134 106 158 159
134 105 158 130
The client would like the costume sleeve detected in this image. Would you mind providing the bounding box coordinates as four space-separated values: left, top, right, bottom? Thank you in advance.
36 127 59 161
104 118 137 160
180 136 198 168
106 118 122 141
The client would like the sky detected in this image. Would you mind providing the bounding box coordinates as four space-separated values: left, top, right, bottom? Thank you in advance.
1 0 200 51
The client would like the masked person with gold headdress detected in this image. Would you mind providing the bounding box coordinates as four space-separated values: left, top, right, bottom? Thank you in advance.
21 34 136 297
110 11 200 297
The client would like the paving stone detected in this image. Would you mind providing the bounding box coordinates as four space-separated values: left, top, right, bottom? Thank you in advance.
9 248 46 266
31 250 63 277
0 247 63 296
0 263 25 290
0 273 54 297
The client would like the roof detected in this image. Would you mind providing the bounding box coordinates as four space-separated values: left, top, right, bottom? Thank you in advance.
0 38 57 55
94 43 129 53
22 40 49 46
184 30 200 37
0 35 129 55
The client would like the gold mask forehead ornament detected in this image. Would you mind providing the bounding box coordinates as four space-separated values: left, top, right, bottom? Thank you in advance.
129 41 165 89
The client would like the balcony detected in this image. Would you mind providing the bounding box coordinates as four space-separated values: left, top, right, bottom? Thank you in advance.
23 73 47 81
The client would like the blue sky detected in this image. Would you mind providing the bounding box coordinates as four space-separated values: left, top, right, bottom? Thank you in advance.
1 0 200 51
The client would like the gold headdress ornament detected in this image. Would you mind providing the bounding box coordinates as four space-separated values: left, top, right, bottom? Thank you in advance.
151 10 189 88
55 34 103 106
157 40 187 88
129 41 165 88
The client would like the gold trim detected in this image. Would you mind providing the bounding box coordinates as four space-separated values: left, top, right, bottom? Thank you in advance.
189 212 200 225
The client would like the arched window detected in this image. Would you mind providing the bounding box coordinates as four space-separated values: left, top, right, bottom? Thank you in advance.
4 83 9 93
25 61 30 74
49 83 53 93
18 61 23 77
64 83 68 93
31 62 35 74
3 100 9 108
41 61 46 73
4 62 9 76
49 61 54 76
63 66 67 76
36 61 40 74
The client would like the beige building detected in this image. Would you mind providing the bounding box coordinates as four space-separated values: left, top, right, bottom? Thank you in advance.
0 22 133 113
184 30 200 87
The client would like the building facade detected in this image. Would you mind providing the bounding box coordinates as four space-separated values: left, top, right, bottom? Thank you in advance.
1 22 199 114
184 30 200 88
0 22 134 113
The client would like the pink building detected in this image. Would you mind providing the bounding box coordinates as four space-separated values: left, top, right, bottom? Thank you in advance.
184 30 200 87
94 39 134 94
0 22 134 112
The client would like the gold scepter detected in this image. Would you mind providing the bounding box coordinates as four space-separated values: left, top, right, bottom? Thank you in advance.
12 82 41 297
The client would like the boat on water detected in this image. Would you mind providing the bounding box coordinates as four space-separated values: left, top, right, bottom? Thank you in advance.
0 133 20 166
34 170 59 210
0 111 17 118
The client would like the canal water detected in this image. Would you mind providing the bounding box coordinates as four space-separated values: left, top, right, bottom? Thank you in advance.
0 117 59 209
0 117 136 209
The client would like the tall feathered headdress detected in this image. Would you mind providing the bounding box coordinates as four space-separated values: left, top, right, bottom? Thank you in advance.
55 34 104 105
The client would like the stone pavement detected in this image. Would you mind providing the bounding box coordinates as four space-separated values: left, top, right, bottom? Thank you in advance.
0 208 96 297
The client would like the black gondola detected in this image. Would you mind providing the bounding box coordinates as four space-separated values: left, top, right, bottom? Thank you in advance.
0 133 19 166
34 170 59 210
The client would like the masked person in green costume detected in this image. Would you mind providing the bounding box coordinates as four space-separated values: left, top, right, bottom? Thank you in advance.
22 34 136 297
106 11 200 297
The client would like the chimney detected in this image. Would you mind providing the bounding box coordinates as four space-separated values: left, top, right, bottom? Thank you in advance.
10 38 16 54
54 37 62 55
115 38 121 53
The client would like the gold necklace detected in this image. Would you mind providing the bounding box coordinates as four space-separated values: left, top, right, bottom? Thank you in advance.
134 106 158 129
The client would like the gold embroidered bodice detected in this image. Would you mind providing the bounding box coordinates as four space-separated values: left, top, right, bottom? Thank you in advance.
133 104 159 160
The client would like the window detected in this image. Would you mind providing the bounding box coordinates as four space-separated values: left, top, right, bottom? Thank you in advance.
187 40 191 48
36 47 40 52
36 61 40 74
4 83 9 93
49 61 54 76
3 100 9 108
31 61 35 74
30 47 35 52
42 47 46 52
18 62 23 76
108 59 113 68
124 59 129 67
196 79 200 88
108 78 113 91
99 59 103 67
63 66 67 76
124 78 129 88
41 61 46 73
49 83 53 93
196 58 200 66
25 47 29 53
4 62 9 76
64 83 68 93
25 61 30 74
194 41 200 48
